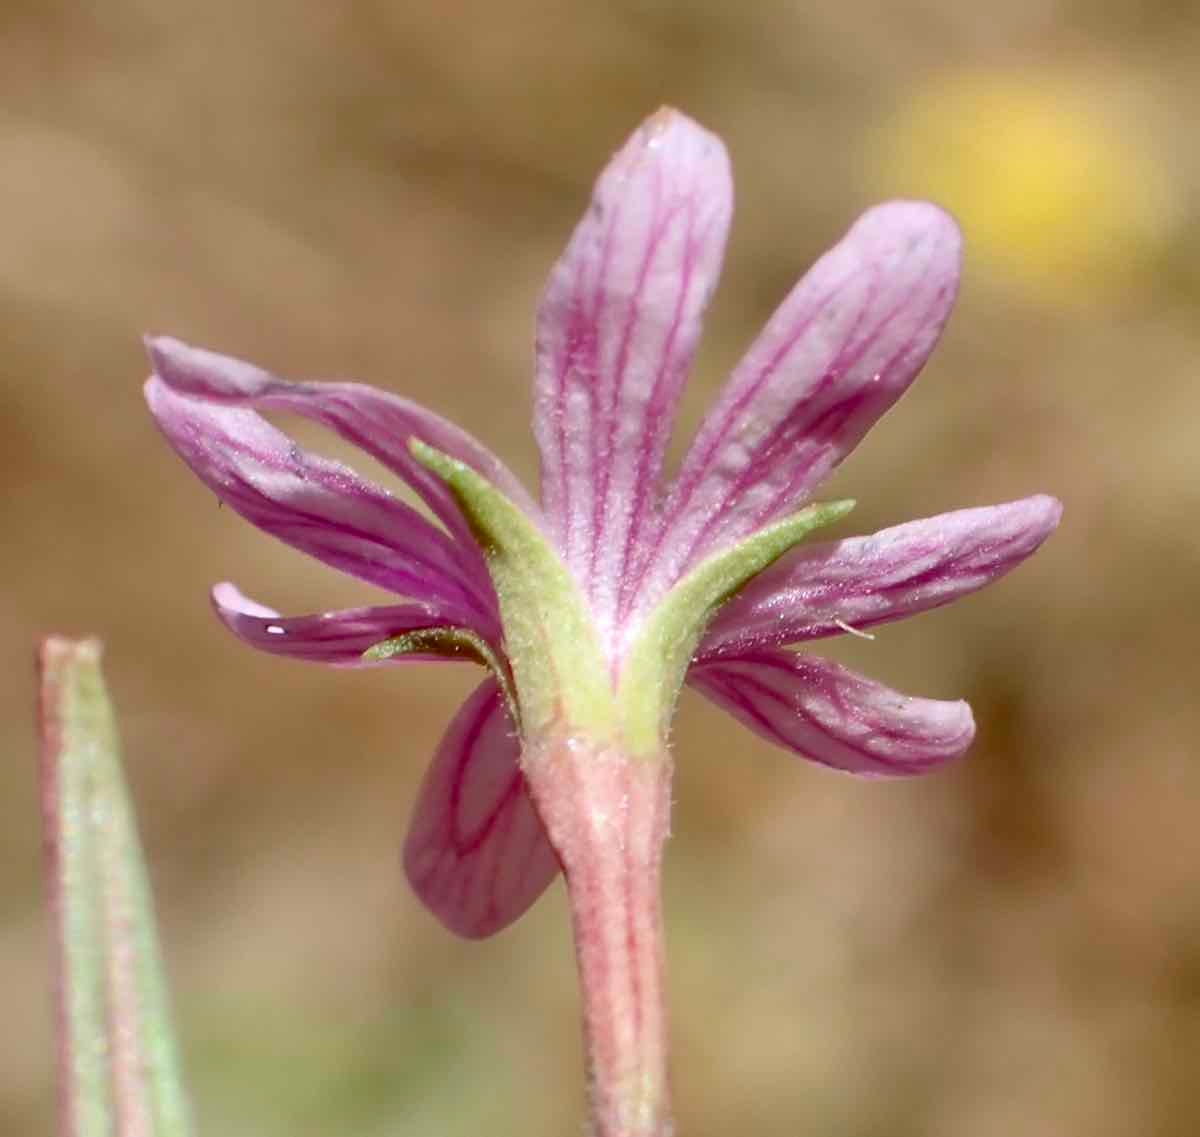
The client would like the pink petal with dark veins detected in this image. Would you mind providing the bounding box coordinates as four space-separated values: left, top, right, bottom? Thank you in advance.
147 376 496 629
146 336 540 553
690 649 975 777
533 109 732 637
701 496 1063 658
211 582 479 667
633 202 961 615
404 679 560 938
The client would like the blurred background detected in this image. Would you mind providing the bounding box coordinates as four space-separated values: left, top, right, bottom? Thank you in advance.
2 1 1196 1134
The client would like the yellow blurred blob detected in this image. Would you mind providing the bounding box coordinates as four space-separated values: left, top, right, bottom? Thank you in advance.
874 68 1174 303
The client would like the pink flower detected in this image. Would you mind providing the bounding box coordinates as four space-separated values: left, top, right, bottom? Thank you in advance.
146 109 1059 1136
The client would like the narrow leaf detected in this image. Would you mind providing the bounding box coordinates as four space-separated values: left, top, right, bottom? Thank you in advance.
37 637 193 1137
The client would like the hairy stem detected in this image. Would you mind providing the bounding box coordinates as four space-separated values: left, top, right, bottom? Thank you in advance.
524 731 674 1137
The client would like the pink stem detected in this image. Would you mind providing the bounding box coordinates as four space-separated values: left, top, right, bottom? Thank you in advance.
525 732 674 1137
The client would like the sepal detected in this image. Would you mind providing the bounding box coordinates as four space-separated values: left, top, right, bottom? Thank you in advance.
618 501 854 753
411 441 616 740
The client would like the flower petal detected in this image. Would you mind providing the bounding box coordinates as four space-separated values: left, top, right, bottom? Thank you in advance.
689 649 975 777
146 376 495 627
701 495 1063 658
211 582 477 666
404 679 560 938
638 202 961 604
533 109 732 630
146 336 540 548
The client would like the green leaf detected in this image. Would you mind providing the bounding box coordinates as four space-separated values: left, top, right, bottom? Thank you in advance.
617 501 855 753
410 441 616 740
363 626 521 727
37 637 194 1137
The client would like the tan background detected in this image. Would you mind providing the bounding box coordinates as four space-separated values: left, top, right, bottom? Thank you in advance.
2 2 1197 1134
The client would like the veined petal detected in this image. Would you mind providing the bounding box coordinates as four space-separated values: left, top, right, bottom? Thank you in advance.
211 583 481 666
146 336 540 549
689 650 974 777
533 109 732 631
146 376 495 627
637 202 961 606
404 679 560 938
701 495 1063 658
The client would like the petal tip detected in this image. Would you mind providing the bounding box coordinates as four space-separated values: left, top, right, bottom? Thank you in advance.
646 104 687 129
1031 493 1065 531
142 369 197 429
145 337 270 401
640 104 699 137
894 694 976 772
853 200 963 276
947 698 977 750
895 692 976 765
210 581 279 620
1003 493 1065 551
143 330 175 354
620 106 730 179
863 198 961 235
144 333 191 377
401 849 498 941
